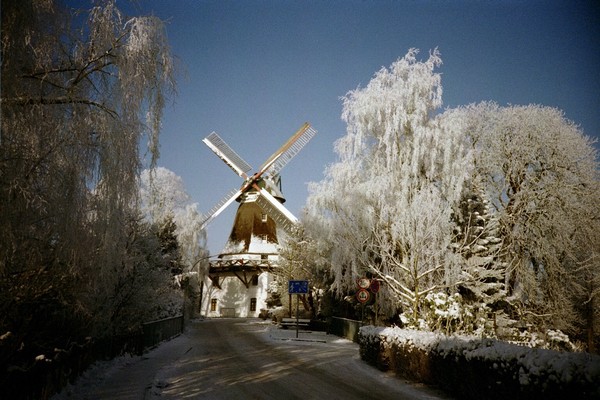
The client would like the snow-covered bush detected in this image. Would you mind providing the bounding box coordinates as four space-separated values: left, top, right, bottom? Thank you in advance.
499 327 580 353
359 325 600 399
420 292 489 335
398 291 493 336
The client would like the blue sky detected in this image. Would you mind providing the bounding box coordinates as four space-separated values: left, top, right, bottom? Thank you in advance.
116 0 599 255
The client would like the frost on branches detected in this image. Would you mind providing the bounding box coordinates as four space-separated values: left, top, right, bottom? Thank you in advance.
139 167 209 321
462 102 600 344
304 49 600 349
139 167 209 281
306 49 472 323
1 0 177 347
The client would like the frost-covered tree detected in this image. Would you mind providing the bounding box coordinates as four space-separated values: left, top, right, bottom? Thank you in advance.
463 102 600 338
139 167 208 320
0 0 176 352
96 212 182 334
451 179 506 308
155 213 183 275
305 49 472 320
139 167 208 277
277 223 334 318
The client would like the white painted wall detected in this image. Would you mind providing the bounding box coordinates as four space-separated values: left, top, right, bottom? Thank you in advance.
201 272 273 318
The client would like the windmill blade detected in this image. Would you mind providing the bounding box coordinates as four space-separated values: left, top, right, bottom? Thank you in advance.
203 132 253 178
258 123 317 177
254 186 298 233
200 188 242 229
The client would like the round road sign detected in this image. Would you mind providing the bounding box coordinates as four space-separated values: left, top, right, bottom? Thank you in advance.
356 288 370 303
357 277 371 289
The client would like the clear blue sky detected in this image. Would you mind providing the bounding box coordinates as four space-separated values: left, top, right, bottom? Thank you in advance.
116 0 599 256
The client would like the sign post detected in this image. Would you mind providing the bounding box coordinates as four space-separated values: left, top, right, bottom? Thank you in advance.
356 277 371 324
370 279 380 326
288 280 309 338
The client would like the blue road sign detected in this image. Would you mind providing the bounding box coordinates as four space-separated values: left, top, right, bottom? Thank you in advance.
288 280 309 294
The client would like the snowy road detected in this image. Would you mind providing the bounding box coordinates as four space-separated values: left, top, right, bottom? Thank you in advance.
54 318 451 399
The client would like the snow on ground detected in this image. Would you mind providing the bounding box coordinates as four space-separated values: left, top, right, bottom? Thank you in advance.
51 333 191 400
51 320 449 400
49 321 333 399
51 354 139 399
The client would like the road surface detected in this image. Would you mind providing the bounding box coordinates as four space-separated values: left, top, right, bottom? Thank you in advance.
54 318 451 399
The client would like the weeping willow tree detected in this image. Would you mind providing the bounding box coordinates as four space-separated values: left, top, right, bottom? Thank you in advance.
305 49 472 320
0 0 176 345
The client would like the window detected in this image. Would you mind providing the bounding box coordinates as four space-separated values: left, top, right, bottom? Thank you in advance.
261 213 268 223
252 274 259 286
250 298 257 312
210 298 217 312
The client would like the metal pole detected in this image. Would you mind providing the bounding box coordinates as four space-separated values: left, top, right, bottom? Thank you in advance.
296 295 299 338
375 292 378 326
199 280 204 317
361 303 364 326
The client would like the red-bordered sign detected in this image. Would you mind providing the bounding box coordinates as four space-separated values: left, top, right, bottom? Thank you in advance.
357 277 371 289
356 288 370 303
370 279 380 293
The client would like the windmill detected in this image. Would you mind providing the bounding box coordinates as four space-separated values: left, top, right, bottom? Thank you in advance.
199 122 316 317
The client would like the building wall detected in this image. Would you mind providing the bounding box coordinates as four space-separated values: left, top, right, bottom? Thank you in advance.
201 272 272 318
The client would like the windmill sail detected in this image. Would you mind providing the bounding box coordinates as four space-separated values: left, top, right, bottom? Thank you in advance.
203 132 252 177
259 123 317 177
200 123 316 232
255 187 298 233
200 188 242 229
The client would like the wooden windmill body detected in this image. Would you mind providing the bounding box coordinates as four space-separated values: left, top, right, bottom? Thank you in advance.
199 123 316 317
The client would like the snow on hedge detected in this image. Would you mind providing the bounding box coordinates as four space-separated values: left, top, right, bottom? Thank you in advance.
359 325 600 393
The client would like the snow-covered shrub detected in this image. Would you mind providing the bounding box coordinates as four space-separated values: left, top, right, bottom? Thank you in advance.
501 327 580 353
271 306 287 323
359 325 600 399
399 291 493 336
359 326 442 382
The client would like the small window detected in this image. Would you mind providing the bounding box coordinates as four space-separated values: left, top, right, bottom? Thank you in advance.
210 298 217 312
262 234 268 243
261 213 268 223
252 274 259 286
250 298 257 312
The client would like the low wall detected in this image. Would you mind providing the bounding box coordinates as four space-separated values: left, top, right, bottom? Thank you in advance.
329 317 362 342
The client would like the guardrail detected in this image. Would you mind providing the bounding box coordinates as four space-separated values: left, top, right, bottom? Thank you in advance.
142 315 184 350
6 314 185 400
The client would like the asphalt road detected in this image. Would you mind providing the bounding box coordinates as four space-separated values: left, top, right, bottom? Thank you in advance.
54 318 451 399
146 319 450 400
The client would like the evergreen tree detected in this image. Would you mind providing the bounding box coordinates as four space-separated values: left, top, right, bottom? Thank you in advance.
452 180 505 309
156 214 183 275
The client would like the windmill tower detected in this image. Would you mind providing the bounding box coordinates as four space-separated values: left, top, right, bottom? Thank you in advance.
199 123 317 317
